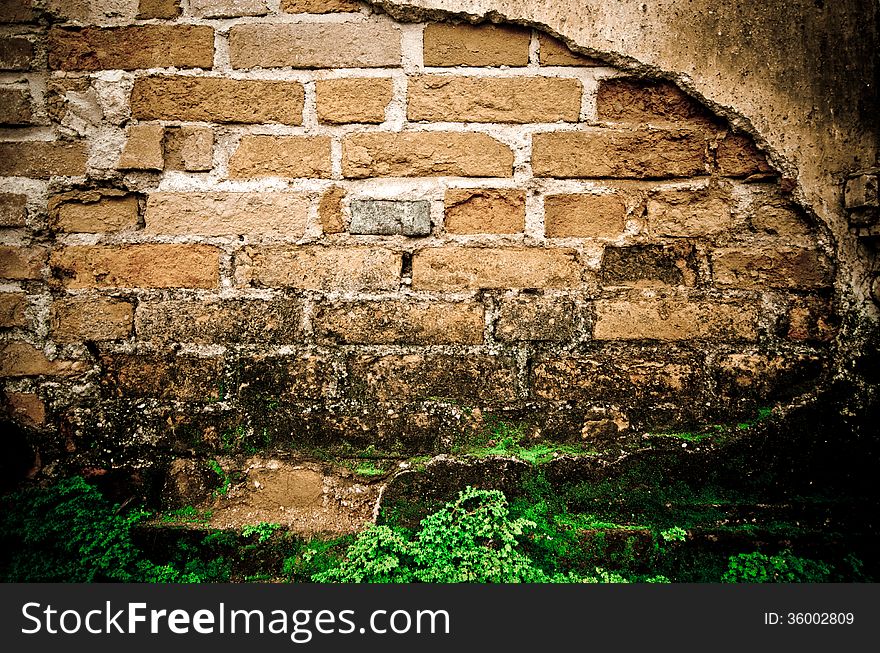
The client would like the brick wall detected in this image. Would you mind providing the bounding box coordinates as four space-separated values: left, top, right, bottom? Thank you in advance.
0 1 836 482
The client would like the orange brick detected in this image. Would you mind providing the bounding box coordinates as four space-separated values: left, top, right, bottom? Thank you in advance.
48 26 214 71
408 76 581 123
51 296 133 342
4 391 45 427
342 132 513 178
538 34 601 66
117 124 165 171
243 247 401 291
228 136 332 178
544 194 627 238
316 78 392 124
712 248 833 290
131 76 304 124
281 0 362 12
423 23 530 67
100 353 223 400
444 189 525 234
50 245 220 289
717 133 774 177
49 190 139 233
0 293 27 327
596 79 716 127
412 247 581 290
0 342 87 377
319 187 346 235
0 246 46 280
0 141 88 178
137 0 180 19
646 186 734 237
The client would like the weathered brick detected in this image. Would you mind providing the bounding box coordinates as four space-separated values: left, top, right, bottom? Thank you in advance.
444 189 525 234
189 0 268 18
600 243 698 287
136 298 302 344
349 200 431 236
228 136 332 179
0 193 27 227
716 133 773 177
4 392 45 427
51 296 133 342
712 352 825 404
594 296 758 341
349 354 517 402
281 0 363 12
0 0 33 23
137 0 181 19
544 193 626 238
597 79 716 127
319 187 346 235
0 293 27 327
244 247 401 291
314 301 484 345
0 141 88 178
230 22 400 69
646 185 734 237
164 126 213 172
496 295 580 342
145 192 310 238
239 354 338 402
316 78 392 124
751 189 813 236
712 248 832 289
49 190 139 234
423 23 530 67
408 76 582 123
101 353 223 401
50 245 219 289
48 26 214 71
412 247 581 290
0 342 87 377
787 296 837 343
0 246 46 280
117 124 165 170
532 129 708 179
0 86 32 125
0 37 34 70
342 132 513 178
131 77 304 124
538 34 601 66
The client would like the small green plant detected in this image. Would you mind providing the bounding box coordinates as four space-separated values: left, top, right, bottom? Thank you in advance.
208 459 231 497
352 460 386 478
242 522 282 544
660 526 688 543
161 505 213 524
722 550 832 583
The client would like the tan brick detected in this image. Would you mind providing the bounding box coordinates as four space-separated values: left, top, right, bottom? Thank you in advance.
349 354 517 402
164 126 213 172
0 37 35 70
316 78 392 124
137 0 181 19
243 246 401 291
4 392 45 427
751 190 812 236
136 298 302 344
594 297 758 340
189 0 268 18
50 245 219 289
646 185 734 237
597 78 717 127
717 133 773 177
314 301 484 345
101 353 223 400
787 296 837 343
117 124 165 171
544 193 627 238
712 352 825 403
49 190 139 233
131 76 304 124
0 141 88 178
319 187 346 235
412 247 581 290
229 136 332 179
230 22 400 69
712 247 832 289
0 342 87 377
48 26 214 71
538 34 601 66
444 189 525 234
0 193 27 227
281 0 363 12
0 86 32 125
600 243 698 287
0 246 46 280
532 129 708 179
409 76 581 123
342 132 513 178
423 23 530 67
0 293 27 327
51 297 133 342
145 192 311 237
496 295 580 342
0 0 33 23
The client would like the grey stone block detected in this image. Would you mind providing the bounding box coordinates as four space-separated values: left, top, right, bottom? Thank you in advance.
349 199 431 236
